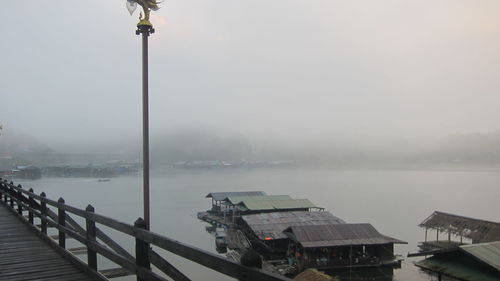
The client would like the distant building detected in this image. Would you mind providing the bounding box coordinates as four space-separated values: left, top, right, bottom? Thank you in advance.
0 170 12 178
13 165 41 179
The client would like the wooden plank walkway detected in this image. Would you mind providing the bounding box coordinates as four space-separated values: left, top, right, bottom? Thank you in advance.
0 203 95 281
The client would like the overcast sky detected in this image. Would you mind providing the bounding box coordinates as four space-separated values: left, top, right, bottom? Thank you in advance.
2 0 500 148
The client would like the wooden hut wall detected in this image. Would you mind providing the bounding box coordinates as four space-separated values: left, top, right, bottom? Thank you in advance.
376 244 394 260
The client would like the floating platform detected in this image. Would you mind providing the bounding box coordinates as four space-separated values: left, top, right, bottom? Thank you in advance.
198 191 406 276
197 211 231 228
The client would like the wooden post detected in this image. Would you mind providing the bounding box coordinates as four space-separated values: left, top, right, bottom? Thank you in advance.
40 192 47 235
58 197 66 249
9 183 14 209
2 181 7 203
135 217 150 281
0 178 5 200
239 249 263 281
436 229 439 242
425 228 428 242
2 182 6 203
86 204 97 271
448 232 451 243
17 184 23 215
28 188 34 225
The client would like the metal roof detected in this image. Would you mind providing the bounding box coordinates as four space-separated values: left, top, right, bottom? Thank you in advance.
416 255 500 281
284 223 407 248
241 211 346 240
460 242 500 271
236 199 320 212
205 191 266 201
419 211 500 243
224 195 291 205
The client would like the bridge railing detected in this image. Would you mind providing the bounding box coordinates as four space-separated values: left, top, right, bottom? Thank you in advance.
0 178 293 281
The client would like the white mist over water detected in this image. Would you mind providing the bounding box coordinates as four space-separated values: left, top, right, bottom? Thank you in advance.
16 167 500 281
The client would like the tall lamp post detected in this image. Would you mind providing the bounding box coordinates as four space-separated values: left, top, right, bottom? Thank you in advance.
126 0 161 230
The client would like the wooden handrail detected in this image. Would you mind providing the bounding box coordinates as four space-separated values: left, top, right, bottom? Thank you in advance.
0 179 293 281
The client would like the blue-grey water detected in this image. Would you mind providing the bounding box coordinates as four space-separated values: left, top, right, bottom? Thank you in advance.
15 168 500 281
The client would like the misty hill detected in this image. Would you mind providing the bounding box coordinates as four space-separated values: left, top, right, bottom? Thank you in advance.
0 131 52 155
151 130 252 163
432 131 500 165
0 131 54 169
2 129 500 169
150 130 500 168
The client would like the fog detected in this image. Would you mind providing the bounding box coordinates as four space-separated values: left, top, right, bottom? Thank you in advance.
2 0 500 166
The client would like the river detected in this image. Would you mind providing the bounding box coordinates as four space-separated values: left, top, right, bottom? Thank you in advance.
15 167 500 281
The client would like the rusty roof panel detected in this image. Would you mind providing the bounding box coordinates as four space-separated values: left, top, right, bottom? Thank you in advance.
237 199 319 211
242 211 345 240
285 223 406 247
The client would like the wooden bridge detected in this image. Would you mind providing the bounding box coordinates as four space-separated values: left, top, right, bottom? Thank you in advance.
0 178 294 281
0 203 93 281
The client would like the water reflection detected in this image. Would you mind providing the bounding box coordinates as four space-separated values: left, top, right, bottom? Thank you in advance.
327 267 394 281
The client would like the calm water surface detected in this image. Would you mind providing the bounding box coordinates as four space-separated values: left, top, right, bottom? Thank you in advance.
17 168 500 281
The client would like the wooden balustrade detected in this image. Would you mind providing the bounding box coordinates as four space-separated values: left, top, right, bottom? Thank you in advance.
0 178 292 281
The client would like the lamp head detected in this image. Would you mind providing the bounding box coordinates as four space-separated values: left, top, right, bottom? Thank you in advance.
126 0 138 15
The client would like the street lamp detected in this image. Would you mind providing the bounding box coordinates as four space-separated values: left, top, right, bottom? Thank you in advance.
126 0 161 230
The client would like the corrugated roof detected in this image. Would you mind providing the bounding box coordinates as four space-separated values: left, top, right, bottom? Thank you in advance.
416 255 500 281
236 199 319 212
285 223 406 248
460 241 500 271
419 211 500 243
225 195 291 205
205 191 266 201
241 211 346 240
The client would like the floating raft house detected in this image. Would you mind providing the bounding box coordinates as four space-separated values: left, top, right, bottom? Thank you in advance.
200 191 407 271
283 223 406 269
416 211 500 254
412 211 500 281
235 198 323 214
206 191 267 201
240 211 346 258
206 191 266 214
420 211 500 243
415 241 500 281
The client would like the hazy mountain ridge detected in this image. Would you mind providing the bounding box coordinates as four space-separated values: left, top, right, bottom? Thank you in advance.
1 129 500 169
